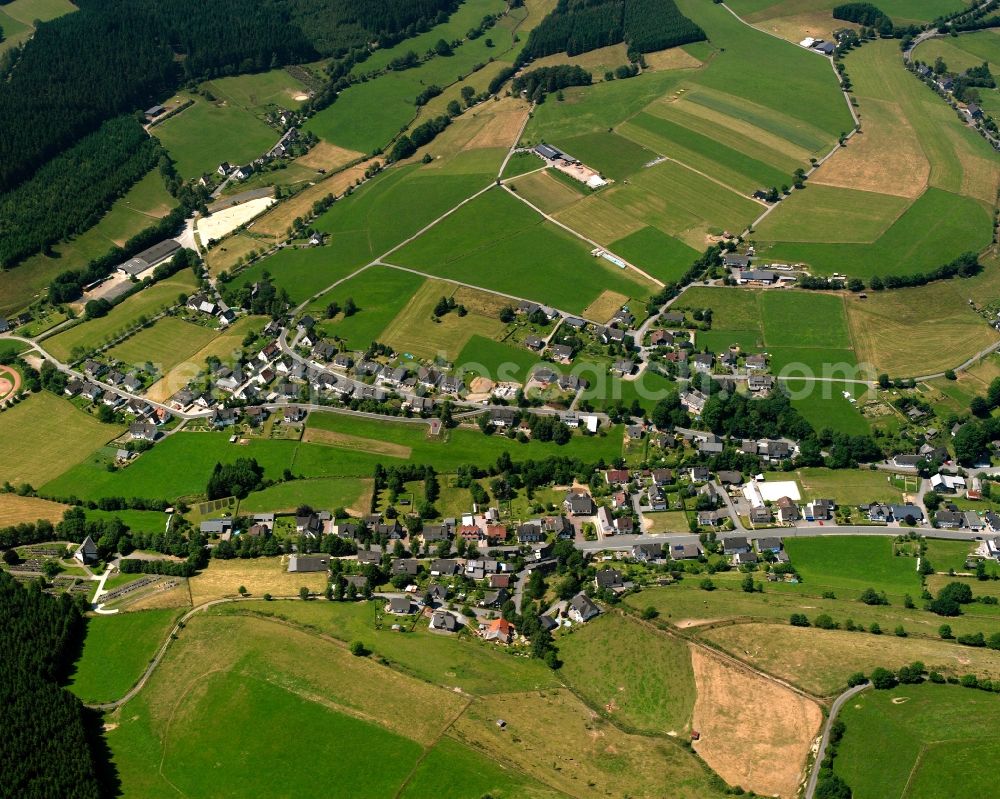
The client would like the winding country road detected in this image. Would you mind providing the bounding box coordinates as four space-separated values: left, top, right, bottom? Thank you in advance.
804 683 871 799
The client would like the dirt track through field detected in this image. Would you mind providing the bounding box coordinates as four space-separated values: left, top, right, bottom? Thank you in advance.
301 427 412 459
691 647 822 798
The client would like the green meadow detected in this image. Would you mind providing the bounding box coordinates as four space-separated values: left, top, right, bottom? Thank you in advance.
783 536 922 600
392 187 657 313
610 226 701 284
68 609 181 704
836 685 1000 799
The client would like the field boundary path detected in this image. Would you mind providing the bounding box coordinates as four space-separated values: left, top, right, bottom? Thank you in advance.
804 683 871 799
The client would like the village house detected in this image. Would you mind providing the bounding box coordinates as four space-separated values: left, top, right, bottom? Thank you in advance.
568 592 600 623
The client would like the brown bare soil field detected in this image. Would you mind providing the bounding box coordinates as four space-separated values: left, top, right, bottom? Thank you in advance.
582 289 631 323
812 98 928 198
0 494 69 526
0 364 20 400
301 427 412 459
187 557 327 606
701 622 1000 697
295 141 363 171
691 648 822 798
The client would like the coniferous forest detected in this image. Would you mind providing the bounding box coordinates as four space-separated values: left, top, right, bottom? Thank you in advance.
516 0 705 64
0 116 161 269
0 0 459 194
0 572 105 799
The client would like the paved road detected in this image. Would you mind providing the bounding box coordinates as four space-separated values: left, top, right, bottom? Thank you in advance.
805 683 871 799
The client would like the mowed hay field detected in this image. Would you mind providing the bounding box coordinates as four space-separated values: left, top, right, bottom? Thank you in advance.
758 40 999 277
106 611 563 799
690 648 822 798
845 280 999 376
557 612 696 734
46 272 199 361
152 96 278 179
0 392 123 487
378 277 509 361
701 623 1000 696
144 316 266 403
0 494 69 525
187 557 328 605
106 316 217 372
835 684 1000 799
392 187 658 313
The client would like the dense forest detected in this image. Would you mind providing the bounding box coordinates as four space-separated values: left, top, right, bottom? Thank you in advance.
516 0 705 65
0 572 104 799
0 116 161 268
511 64 593 101
0 0 458 193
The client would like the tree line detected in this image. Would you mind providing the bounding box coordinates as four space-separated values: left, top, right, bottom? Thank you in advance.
0 116 160 268
0 572 104 799
511 64 592 102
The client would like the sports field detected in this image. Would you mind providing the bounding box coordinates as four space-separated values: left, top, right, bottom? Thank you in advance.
0 392 122 488
69 608 181 704
392 187 657 313
106 317 217 373
46 272 199 362
153 96 278 179
835 685 1000 799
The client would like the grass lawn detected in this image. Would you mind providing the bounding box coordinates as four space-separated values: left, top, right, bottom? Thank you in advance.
0 393 123 488
924 538 978 573
761 291 851 348
606 159 761 245
558 612 696 734
836 684 1000 799
783 536 922 599
68 608 181 704
106 317 217 373
308 266 426 349
501 151 543 179
84 508 169 534
701 622 1000 696
455 335 543 383
153 96 278 179
229 243 372 306
643 510 691 533
238 477 372 515
628 577 1000 639
392 187 657 313
793 467 901 505
610 226 701 285
44 419 624 501
621 111 791 193
46 272 199 362
762 188 994 278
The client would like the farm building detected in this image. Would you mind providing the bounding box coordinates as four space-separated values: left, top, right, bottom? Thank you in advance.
116 239 181 277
